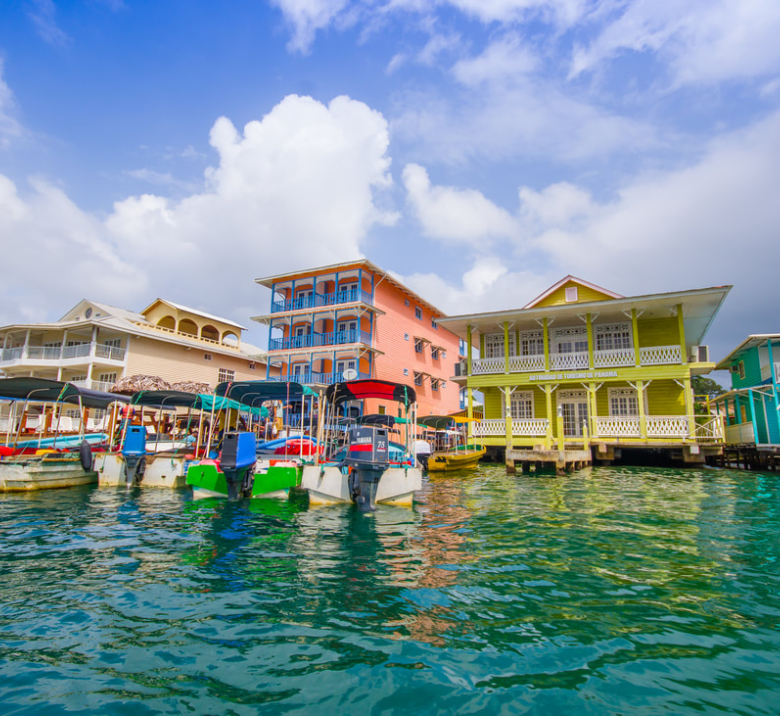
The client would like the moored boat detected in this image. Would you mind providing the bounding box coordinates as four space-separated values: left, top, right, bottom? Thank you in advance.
419 415 485 472
301 379 422 511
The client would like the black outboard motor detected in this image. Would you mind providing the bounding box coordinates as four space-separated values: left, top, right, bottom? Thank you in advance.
219 431 257 500
345 426 389 512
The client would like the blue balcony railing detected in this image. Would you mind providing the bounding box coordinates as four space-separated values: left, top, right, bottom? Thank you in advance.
269 371 370 385
271 288 373 313
269 329 372 351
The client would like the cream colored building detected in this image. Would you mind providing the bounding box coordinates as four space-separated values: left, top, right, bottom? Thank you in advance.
0 298 271 391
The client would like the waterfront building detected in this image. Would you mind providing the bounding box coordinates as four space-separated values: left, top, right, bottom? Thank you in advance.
0 298 269 391
436 276 731 465
712 335 780 447
252 260 462 417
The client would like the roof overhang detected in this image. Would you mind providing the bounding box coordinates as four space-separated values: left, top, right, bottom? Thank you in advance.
715 334 780 370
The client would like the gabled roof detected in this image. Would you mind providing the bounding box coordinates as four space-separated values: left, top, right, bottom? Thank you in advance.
140 299 247 331
523 276 623 309
715 334 780 371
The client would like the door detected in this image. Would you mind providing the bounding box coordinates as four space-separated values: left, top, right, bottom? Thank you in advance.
336 320 357 344
292 324 310 348
559 391 589 438
336 359 356 380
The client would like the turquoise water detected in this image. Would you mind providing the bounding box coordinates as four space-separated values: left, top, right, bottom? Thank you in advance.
1 465 779 714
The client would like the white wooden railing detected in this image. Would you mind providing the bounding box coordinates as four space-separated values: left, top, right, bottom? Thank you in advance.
594 348 634 367
473 419 506 436
646 416 689 437
473 419 549 437
692 417 723 441
550 351 589 370
508 355 545 372
594 416 641 437
640 345 681 365
471 357 506 375
512 419 548 436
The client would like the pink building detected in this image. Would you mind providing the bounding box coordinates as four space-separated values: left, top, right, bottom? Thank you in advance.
252 260 463 417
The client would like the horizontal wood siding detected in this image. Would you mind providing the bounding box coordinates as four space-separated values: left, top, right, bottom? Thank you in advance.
646 381 685 415
637 317 679 347
534 282 614 308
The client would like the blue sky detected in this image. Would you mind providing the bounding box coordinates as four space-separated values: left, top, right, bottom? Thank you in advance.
1 0 780 374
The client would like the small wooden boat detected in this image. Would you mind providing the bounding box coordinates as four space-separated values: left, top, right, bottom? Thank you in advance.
427 444 486 471
0 377 126 492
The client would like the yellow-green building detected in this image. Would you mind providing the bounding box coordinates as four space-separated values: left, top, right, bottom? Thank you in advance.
437 276 731 466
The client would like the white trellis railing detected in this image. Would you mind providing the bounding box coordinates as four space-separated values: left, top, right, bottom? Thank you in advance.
640 345 682 365
692 417 724 441
550 351 589 370
594 416 641 437
508 355 545 372
471 357 505 375
472 419 549 437
473 419 506 436
594 348 634 368
647 416 689 437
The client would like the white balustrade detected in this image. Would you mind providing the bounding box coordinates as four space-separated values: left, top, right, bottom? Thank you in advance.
640 345 681 365
61 344 91 359
647 416 689 438
594 416 641 437
471 357 505 375
512 419 548 436
472 419 506 436
692 417 723 441
508 355 545 372
594 348 634 368
550 351 589 370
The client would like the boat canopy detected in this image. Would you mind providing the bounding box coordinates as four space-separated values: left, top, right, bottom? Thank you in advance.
326 379 416 407
418 415 456 430
214 380 316 407
129 389 265 416
0 377 128 408
357 414 399 427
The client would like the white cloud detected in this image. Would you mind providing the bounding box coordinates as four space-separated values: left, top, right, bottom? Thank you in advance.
269 0 352 54
571 0 780 87
123 168 198 192
452 33 538 86
0 95 397 334
27 0 71 48
402 163 517 243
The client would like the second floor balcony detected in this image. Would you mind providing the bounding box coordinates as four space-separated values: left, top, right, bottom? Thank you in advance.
271 288 373 313
269 329 372 352
0 342 127 366
268 370 371 386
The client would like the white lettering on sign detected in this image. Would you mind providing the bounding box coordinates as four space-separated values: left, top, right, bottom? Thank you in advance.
529 370 618 381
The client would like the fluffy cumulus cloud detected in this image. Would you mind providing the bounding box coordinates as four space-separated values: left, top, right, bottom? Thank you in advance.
0 95 396 334
402 163 517 243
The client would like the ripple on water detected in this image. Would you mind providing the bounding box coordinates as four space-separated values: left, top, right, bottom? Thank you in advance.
1 466 779 714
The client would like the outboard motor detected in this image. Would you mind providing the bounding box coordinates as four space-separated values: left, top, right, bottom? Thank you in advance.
345 426 389 512
219 431 257 499
122 425 147 485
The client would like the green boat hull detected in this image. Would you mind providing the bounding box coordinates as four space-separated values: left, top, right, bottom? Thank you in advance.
186 462 301 499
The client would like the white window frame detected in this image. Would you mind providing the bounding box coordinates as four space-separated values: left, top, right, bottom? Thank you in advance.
509 391 534 419
218 368 235 383
608 387 645 416
520 330 544 356
595 322 632 352
553 326 587 354
485 332 516 359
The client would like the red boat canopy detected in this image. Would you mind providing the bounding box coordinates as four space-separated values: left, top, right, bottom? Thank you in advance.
326 380 416 407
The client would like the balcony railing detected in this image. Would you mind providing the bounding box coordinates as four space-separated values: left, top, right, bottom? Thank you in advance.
0 342 126 365
473 418 549 437
271 288 374 313
594 348 634 368
268 370 371 385
640 345 681 365
550 351 589 370
71 379 117 392
725 422 755 445
595 416 641 437
269 329 372 351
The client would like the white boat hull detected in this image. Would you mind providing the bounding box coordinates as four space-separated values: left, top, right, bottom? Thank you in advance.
96 452 190 488
0 455 97 492
301 464 421 506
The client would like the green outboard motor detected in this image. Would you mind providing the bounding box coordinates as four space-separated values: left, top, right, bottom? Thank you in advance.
219 431 257 499
122 425 146 485
345 426 389 512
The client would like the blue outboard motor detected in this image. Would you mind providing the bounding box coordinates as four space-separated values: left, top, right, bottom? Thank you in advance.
122 425 147 485
220 431 257 499
345 426 389 512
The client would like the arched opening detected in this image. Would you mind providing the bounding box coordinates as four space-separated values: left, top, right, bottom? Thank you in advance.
201 324 219 342
222 331 239 346
157 315 176 330
179 319 198 337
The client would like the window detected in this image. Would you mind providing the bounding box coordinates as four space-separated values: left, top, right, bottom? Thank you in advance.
405 299 410 307
414 338 424 353
609 388 639 416
431 347 439 360
98 372 117 383
431 379 439 392
553 326 587 354
404 333 410 341
520 330 544 356
218 368 235 382
378 405 386 415
103 338 121 348
248 362 256 370
510 391 534 419
403 368 409 376
595 322 632 351
738 361 745 380
415 306 422 320
204 353 213 361
565 286 578 302
485 333 516 358
432 319 438 329
413 372 423 386
70 375 87 383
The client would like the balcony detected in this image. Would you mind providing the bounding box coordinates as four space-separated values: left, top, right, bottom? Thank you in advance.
0 342 126 366
459 344 684 377
268 370 371 386
268 329 372 351
473 418 549 437
71 379 117 392
271 288 374 313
